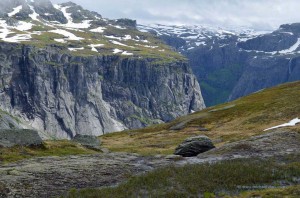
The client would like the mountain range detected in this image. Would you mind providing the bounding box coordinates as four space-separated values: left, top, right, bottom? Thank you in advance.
139 23 300 106
0 0 300 197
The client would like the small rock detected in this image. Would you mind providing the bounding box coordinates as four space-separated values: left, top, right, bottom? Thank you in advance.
198 127 209 131
72 135 101 151
169 121 187 130
100 148 110 154
165 155 183 160
174 135 215 157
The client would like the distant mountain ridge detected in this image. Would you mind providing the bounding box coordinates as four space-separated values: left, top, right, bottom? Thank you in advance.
139 23 300 106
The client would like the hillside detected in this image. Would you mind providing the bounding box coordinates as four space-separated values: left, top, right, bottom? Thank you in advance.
1 81 300 197
101 81 300 155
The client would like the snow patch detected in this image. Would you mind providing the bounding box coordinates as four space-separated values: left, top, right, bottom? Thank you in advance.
49 29 83 41
122 51 133 55
90 27 106 33
113 49 123 54
54 38 67 43
278 38 300 54
264 118 300 131
195 41 206 46
8 5 23 17
111 40 134 48
28 5 40 21
3 34 31 43
68 47 84 51
15 21 33 31
105 35 122 41
123 35 131 40
113 25 126 29
88 44 104 52
54 4 91 29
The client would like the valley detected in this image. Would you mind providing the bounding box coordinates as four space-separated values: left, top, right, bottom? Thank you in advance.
140 23 300 106
0 0 300 197
1 81 300 197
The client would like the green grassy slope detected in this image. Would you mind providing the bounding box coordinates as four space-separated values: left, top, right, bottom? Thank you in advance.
0 140 98 164
65 154 300 198
101 81 300 155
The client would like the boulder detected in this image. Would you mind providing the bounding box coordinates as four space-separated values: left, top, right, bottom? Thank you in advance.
72 135 101 150
0 129 43 148
174 135 215 157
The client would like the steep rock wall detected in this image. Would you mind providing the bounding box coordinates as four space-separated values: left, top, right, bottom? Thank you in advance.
0 43 205 138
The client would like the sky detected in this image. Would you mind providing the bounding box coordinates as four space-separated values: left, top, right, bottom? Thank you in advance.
51 0 300 30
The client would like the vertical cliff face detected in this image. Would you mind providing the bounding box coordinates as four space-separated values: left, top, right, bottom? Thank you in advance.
0 43 205 139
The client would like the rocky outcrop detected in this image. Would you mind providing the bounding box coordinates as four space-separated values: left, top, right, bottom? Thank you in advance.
0 43 205 139
174 135 215 157
72 134 101 150
0 129 42 147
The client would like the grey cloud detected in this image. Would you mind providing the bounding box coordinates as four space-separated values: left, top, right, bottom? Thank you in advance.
51 0 300 30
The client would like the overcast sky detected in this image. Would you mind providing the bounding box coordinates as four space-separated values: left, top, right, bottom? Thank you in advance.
51 0 300 30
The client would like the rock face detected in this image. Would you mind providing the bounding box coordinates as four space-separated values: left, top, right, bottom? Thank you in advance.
140 23 300 106
174 135 215 157
0 43 205 139
0 0 206 139
72 134 101 150
0 129 42 147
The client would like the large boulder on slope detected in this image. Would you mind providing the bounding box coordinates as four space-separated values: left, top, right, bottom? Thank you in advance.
72 134 101 150
174 135 215 157
0 129 43 148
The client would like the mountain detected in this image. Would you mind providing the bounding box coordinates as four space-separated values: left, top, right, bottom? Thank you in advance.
0 0 205 139
139 23 300 106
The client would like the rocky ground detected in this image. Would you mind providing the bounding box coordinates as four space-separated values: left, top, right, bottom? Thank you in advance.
0 128 299 197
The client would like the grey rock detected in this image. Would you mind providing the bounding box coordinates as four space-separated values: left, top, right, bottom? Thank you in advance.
174 135 215 157
0 43 205 139
196 129 300 160
169 121 187 130
72 134 101 150
0 129 43 147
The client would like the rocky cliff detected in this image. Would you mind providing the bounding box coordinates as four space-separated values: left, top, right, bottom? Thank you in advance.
0 42 204 139
0 0 205 139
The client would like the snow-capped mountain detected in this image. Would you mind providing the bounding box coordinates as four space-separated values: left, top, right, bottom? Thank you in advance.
138 24 270 52
139 23 300 106
0 0 177 58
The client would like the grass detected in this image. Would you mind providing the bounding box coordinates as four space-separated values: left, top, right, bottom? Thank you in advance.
0 140 98 164
14 22 185 63
238 185 300 198
101 81 300 155
64 155 300 197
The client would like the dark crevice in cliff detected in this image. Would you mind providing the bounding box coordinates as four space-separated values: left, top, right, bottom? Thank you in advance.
55 114 74 138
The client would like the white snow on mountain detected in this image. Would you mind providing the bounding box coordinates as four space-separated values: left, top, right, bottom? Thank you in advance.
54 4 91 29
49 29 83 40
8 5 23 17
90 27 106 33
